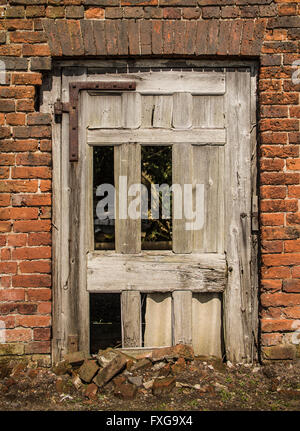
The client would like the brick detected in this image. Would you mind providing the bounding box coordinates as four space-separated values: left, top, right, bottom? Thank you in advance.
261 333 283 346
0 343 24 356
261 172 299 185
288 186 300 198
221 6 239 18
26 6 45 18
261 199 298 213
261 93 299 105
260 186 286 199
283 306 300 319
114 382 138 400
0 194 11 207
79 360 100 383
25 341 50 354
16 99 35 112
163 7 180 19
283 280 300 293
66 5 84 18
182 7 201 19
263 254 300 267
6 6 25 18
37 301 51 314
261 279 282 292
0 100 15 112
19 261 51 274
15 152 51 165
0 180 38 193
261 319 295 333
11 167 51 179
262 240 283 253
240 5 258 18
13 220 51 232
12 194 51 207
10 31 46 44
12 274 51 287
27 288 51 301
6 113 26 125
12 246 51 260
261 105 288 118
46 6 65 18
84 383 98 400
152 376 176 396
124 6 144 18
121 0 157 4
94 354 127 387
0 288 25 301
33 328 50 341
267 16 300 29
262 345 296 360
12 72 42 85
28 232 51 246
85 7 104 19
0 221 12 233
0 262 17 274
105 7 123 19
22 44 51 57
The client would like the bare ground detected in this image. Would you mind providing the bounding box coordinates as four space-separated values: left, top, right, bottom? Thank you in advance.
1 358 300 411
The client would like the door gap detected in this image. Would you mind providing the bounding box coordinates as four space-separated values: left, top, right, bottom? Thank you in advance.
90 293 122 354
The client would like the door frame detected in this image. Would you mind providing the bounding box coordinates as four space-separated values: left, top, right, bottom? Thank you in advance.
41 59 259 364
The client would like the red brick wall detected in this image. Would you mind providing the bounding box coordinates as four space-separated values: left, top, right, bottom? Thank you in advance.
0 0 299 362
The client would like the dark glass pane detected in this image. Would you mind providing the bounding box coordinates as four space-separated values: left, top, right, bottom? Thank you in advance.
93 146 115 250
141 145 172 250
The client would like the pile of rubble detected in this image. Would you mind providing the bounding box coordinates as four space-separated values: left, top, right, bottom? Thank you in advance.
52 344 197 400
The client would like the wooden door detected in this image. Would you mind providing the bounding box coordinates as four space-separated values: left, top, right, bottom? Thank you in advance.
53 65 257 363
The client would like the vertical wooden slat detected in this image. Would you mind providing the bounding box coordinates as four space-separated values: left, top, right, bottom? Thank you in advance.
172 92 192 129
115 143 141 254
223 68 253 363
172 143 192 254
192 95 224 128
192 145 224 253
192 293 222 358
172 291 192 345
152 95 173 128
250 65 259 361
140 95 153 128
87 93 122 128
144 293 172 347
122 93 141 129
121 291 141 347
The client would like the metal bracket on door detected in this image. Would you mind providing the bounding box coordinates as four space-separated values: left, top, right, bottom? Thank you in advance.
54 81 136 162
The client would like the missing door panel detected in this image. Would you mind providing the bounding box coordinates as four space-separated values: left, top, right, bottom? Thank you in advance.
90 293 122 353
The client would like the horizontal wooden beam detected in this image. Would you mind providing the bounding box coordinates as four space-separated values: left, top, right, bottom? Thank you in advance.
87 251 226 293
87 128 226 145
85 72 225 95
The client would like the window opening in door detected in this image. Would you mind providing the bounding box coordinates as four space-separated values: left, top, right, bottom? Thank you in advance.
93 146 115 250
141 145 172 250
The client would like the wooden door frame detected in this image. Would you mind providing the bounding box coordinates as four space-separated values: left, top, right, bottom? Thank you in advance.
41 59 259 364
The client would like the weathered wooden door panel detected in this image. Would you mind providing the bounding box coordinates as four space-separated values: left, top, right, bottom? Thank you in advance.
52 65 257 363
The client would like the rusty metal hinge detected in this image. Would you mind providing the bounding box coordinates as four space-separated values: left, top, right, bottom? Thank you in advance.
55 81 136 162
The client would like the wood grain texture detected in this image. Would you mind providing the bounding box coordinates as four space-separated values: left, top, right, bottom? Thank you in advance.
87 128 226 144
121 291 141 347
223 69 253 363
87 252 226 292
144 293 172 347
